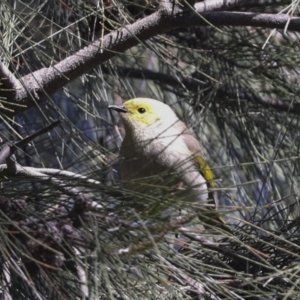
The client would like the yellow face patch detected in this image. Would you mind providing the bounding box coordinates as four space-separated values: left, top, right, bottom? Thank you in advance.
124 99 161 128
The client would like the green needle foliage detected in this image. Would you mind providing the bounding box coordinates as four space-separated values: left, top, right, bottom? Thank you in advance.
0 0 300 299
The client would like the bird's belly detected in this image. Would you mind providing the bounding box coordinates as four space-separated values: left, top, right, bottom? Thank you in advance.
120 152 171 187
120 141 208 203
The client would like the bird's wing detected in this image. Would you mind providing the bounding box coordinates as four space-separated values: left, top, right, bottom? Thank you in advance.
176 123 214 188
177 123 228 227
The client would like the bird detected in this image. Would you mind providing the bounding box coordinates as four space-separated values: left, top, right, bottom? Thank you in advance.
108 98 229 231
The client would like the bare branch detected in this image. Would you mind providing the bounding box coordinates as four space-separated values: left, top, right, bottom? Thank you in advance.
0 61 19 90
32 168 101 185
195 0 246 11
0 164 93 205
237 90 300 114
193 11 300 31
2 1 300 117
105 66 300 114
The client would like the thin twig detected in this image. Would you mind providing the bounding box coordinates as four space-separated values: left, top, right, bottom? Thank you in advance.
0 119 61 164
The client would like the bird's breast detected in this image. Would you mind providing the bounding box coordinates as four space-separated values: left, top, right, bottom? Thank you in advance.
120 133 179 181
120 129 208 202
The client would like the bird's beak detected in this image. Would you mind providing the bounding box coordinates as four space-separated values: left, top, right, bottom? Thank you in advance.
108 105 128 113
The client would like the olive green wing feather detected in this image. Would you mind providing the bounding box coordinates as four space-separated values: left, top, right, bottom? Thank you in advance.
179 125 230 230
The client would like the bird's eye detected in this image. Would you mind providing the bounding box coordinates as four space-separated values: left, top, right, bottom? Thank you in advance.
138 107 146 114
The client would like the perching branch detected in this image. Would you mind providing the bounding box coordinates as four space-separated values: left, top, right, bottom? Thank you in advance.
1 0 300 117
0 163 94 205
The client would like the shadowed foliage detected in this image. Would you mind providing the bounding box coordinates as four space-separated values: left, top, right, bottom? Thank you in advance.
0 0 300 299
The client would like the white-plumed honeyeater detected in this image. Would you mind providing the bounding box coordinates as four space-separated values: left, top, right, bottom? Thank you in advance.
109 98 230 231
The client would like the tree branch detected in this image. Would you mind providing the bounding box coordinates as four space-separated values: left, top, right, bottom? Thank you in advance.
194 0 246 11
0 119 61 164
2 0 300 117
0 61 19 91
104 66 300 115
193 11 300 31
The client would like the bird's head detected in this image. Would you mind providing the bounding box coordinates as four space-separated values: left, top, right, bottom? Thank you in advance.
108 98 178 131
